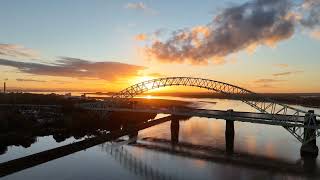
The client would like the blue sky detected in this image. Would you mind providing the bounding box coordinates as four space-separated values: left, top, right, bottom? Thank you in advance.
0 0 319 92
0 0 233 60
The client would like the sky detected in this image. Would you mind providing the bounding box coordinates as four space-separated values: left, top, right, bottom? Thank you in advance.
0 0 320 93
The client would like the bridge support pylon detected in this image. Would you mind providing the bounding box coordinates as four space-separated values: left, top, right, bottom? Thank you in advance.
225 109 235 154
128 131 138 144
300 110 318 158
170 119 180 145
127 123 138 144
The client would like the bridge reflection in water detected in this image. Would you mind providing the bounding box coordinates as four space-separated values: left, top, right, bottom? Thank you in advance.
101 119 319 179
102 141 182 180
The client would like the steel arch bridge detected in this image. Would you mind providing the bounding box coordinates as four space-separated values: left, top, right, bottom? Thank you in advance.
80 77 320 144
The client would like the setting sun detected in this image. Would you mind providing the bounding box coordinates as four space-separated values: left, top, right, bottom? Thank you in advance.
145 95 153 99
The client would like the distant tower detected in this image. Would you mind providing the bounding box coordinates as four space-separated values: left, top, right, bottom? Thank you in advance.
3 82 6 94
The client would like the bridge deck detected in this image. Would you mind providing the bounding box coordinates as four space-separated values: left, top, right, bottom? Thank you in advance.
92 107 320 129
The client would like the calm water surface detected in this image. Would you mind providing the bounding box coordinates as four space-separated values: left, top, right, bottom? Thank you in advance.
1 97 320 180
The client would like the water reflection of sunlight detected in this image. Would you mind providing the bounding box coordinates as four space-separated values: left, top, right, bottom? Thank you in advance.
192 159 206 168
245 136 257 154
265 142 276 157
179 117 225 146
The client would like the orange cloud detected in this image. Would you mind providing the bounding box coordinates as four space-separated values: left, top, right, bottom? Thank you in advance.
0 57 145 81
274 64 289 68
310 30 320 40
135 33 148 41
144 0 295 65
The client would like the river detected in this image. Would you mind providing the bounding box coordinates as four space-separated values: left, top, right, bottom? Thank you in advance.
1 96 320 180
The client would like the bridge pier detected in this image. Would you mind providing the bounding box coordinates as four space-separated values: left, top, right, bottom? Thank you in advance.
127 122 138 144
170 119 180 145
128 131 138 144
300 110 318 158
225 109 235 154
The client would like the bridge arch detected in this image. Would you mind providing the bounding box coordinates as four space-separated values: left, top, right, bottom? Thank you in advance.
82 77 319 143
111 77 307 115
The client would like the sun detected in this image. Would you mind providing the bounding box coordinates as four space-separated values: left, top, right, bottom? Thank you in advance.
130 75 154 84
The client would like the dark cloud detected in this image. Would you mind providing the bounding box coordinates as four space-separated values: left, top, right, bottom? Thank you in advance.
300 0 320 28
0 44 40 59
272 70 303 76
16 78 47 83
0 57 145 81
145 0 295 64
144 0 320 64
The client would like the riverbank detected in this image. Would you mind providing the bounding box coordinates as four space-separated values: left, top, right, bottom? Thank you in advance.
146 92 320 108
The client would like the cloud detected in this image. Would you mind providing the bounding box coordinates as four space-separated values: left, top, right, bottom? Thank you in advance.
143 0 320 65
300 0 320 28
125 2 146 10
253 78 285 88
16 78 47 83
135 29 167 42
125 2 156 14
274 63 289 68
147 73 163 77
254 78 285 83
52 80 71 84
135 33 148 41
144 0 295 64
272 70 303 76
0 57 145 81
154 28 167 37
310 30 320 39
0 44 40 59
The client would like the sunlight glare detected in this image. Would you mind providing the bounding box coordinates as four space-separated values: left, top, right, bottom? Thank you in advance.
145 95 152 99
